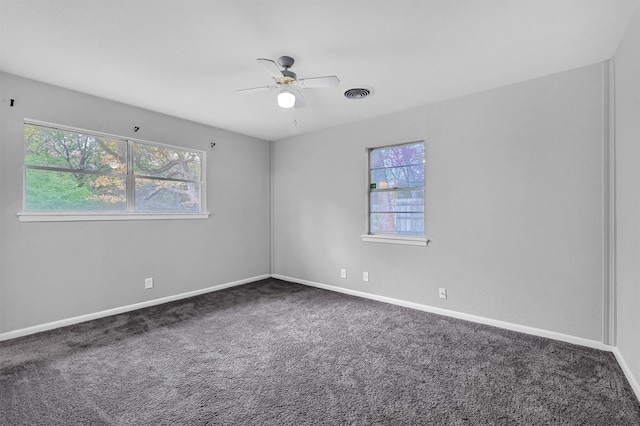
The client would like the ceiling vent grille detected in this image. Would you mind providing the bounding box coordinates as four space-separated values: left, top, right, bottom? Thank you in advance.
344 88 372 99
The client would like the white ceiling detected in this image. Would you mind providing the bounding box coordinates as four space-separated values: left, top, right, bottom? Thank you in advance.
1 0 638 141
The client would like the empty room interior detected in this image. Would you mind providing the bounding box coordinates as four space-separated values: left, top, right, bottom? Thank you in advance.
2 0 640 424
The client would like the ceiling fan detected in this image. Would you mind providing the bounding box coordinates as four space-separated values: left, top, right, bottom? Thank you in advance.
237 56 340 109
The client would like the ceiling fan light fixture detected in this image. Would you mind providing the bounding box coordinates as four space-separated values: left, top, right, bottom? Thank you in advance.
277 90 296 108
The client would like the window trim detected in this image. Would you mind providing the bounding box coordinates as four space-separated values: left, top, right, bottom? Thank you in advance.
19 119 209 222
360 233 429 246
17 212 209 222
362 141 428 246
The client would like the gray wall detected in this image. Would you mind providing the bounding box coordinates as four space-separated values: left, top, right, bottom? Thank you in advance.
272 63 605 342
615 9 640 394
0 72 270 333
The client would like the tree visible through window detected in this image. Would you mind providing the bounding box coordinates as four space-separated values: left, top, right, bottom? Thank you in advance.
23 122 204 214
369 141 425 236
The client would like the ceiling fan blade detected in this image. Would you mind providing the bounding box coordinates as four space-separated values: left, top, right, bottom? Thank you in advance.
298 76 340 88
236 86 277 94
293 89 306 108
257 58 283 79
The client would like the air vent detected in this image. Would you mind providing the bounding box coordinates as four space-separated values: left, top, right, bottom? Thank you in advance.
344 88 372 99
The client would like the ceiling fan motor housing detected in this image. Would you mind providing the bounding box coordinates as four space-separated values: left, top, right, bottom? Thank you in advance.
277 56 297 83
281 69 297 80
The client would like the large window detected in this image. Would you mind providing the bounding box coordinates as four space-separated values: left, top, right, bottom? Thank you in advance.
367 141 425 239
21 121 206 220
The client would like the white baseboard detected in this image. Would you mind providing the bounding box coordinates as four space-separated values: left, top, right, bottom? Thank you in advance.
613 347 640 402
0 274 270 342
272 274 612 352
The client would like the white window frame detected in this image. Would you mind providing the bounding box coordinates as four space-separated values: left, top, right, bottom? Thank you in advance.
361 141 428 247
18 120 209 222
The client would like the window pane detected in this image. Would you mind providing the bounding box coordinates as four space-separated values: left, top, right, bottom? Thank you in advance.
371 165 424 189
370 190 424 213
24 124 128 173
133 143 201 181
370 212 424 235
135 178 201 212
371 142 424 169
25 169 126 211
368 141 425 237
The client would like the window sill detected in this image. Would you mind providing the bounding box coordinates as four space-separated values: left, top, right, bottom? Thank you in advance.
361 234 430 246
17 212 210 222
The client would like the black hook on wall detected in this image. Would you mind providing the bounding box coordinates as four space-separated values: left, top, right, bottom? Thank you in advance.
210 142 216 148
10 99 15 107
134 126 140 132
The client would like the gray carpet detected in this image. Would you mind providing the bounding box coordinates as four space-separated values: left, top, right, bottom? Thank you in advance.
1 278 639 425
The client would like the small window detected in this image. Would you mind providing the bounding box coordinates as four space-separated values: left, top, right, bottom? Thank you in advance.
22 121 206 219
368 141 425 237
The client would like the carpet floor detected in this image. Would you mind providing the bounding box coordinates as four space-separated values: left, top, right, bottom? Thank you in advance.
1 278 639 425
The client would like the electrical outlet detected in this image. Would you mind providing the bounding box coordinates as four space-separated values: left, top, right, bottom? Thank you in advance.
340 268 347 279
145 277 153 289
362 272 369 282
439 288 447 299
